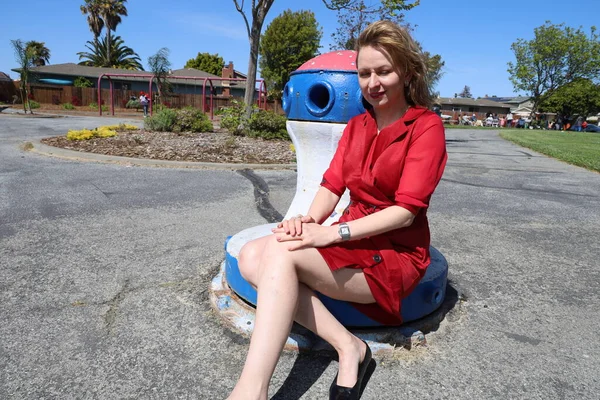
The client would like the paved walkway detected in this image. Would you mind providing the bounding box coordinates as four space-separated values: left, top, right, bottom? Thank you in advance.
1 114 599 399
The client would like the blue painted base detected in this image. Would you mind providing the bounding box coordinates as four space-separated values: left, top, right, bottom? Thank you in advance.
225 224 448 327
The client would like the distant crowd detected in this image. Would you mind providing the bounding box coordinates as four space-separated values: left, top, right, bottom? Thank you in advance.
451 111 589 131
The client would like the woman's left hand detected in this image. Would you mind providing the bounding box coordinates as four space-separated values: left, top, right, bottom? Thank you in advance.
273 223 338 251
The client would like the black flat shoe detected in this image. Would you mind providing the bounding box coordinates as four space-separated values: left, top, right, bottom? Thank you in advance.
329 340 373 400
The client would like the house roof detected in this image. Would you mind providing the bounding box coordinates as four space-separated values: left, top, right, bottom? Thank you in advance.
168 68 242 87
0 72 12 82
500 96 531 105
12 63 246 88
437 97 512 108
14 63 152 79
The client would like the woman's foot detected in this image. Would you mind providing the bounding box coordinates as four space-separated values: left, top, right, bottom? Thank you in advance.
336 336 368 387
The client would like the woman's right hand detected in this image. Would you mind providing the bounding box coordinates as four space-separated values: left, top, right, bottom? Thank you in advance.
272 214 316 237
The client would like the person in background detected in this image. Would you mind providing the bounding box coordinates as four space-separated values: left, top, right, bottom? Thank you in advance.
139 91 149 117
506 111 513 128
575 115 584 132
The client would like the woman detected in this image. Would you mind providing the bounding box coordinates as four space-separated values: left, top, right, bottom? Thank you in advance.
228 20 447 400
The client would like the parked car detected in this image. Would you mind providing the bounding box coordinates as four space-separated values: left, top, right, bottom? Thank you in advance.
568 123 600 133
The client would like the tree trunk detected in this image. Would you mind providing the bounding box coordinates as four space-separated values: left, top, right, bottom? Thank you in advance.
106 30 111 66
236 0 274 132
20 87 27 114
243 25 261 121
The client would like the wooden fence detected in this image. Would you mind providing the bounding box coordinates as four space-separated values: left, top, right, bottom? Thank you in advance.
0 81 18 103
19 84 283 114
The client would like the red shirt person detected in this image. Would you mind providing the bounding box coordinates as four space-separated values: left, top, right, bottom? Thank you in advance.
318 106 447 324
228 21 447 400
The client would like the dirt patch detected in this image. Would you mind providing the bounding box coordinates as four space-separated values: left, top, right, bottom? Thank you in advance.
40 129 296 165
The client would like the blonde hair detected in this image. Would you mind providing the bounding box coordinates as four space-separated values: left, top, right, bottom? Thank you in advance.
356 20 432 108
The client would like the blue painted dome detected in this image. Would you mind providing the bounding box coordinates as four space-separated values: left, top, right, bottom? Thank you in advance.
283 51 366 123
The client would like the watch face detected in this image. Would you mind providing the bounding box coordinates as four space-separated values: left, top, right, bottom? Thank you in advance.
339 224 351 240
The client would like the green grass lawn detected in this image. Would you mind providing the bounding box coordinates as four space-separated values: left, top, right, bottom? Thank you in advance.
500 129 600 172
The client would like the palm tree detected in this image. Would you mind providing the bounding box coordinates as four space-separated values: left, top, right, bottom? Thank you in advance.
11 39 35 113
25 41 51 66
98 0 128 63
78 35 143 70
80 0 104 44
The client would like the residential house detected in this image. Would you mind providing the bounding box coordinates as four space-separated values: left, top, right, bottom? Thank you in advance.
436 96 512 118
0 71 17 103
12 63 249 98
484 95 533 116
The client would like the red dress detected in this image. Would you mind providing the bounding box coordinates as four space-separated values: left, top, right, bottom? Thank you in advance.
316 106 447 325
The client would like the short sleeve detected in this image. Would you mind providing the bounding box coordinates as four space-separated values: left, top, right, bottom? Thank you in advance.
320 121 352 197
394 119 447 215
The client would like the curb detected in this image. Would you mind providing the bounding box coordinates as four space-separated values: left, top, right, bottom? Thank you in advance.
27 140 297 171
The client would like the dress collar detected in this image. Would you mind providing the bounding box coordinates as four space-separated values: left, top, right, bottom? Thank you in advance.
363 105 428 128
362 106 429 155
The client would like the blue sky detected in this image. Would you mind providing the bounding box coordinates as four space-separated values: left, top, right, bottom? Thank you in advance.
2 0 597 98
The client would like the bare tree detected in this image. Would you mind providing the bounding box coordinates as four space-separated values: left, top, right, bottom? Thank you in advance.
233 0 275 126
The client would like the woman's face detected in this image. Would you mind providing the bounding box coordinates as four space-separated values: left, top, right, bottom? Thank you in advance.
357 45 406 112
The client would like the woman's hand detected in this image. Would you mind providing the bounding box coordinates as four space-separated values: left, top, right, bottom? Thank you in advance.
272 214 315 237
274 222 339 251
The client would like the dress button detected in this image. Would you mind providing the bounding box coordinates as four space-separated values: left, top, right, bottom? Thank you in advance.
373 254 382 263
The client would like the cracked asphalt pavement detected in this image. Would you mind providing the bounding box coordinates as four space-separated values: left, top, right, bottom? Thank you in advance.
1 113 599 399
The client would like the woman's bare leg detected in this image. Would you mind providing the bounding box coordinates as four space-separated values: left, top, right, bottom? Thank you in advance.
228 236 375 399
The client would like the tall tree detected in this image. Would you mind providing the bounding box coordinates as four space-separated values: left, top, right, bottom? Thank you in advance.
25 41 51 66
148 47 173 104
78 35 143 70
507 22 600 115
259 9 322 99
323 1 444 96
322 0 419 50
184 53 225 76
539 78 600 118
97 0 128 64
458 85 472 98
233 0 275 123
80 0 104 45
423 50 444 97
11 39 35 113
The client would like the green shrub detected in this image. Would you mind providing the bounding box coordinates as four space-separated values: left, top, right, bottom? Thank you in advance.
144 108 178 132
88 102 108 111
126 99 140 109
174 107 213 133
248 110 289 140
153 103 170 113
28 100 40 109
220 100 246 132
62 103 75 110
74 77 93 88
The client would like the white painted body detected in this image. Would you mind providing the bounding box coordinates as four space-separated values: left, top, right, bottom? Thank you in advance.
284 120 350 225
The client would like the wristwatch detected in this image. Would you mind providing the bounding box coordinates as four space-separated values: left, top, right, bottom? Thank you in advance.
338 222 351 241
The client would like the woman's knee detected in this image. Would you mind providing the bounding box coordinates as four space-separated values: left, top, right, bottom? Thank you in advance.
238 237 270 284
